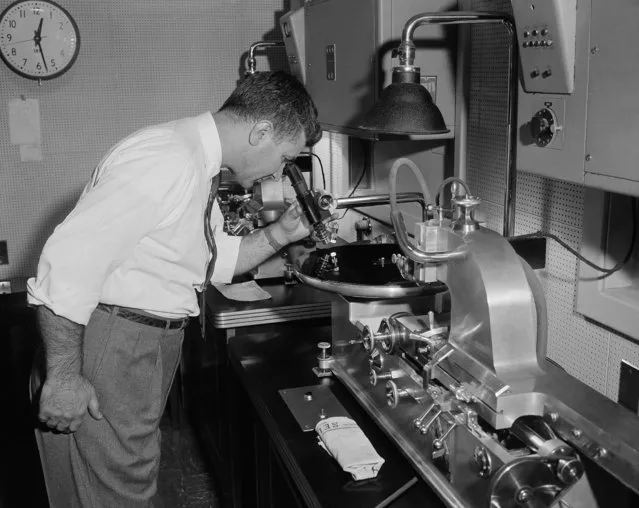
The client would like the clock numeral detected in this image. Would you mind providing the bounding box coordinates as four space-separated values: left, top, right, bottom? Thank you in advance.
9 19 16 28
19 10 26 18
50 58 56 68
22 58 27 66
11 47 16 56
6 34 12 42
59 21 64 30
36 62 42 70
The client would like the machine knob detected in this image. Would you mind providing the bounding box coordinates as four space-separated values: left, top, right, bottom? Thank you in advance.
368 347 384 371
313 342 333 378
377 319 395 353
317 341 331 356
452 196 481 232
385 380 409 408
556 456 584 485
361 325 375 352
316 342 332 369
530 107 560 147
369 369 393 386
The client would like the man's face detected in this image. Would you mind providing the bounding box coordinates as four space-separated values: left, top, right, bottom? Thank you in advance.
236 127 307 189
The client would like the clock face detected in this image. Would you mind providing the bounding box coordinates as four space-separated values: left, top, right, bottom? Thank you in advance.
0 0 80 80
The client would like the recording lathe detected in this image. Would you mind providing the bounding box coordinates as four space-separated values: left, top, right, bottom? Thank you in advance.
297 167 639 507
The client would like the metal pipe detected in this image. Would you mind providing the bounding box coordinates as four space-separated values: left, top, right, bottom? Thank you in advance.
335 192 428 221
395 12 518 237
391 211 466 264
246 41 285 75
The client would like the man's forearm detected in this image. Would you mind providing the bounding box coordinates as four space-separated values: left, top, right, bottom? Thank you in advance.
234 225 287 275
37 306 84 379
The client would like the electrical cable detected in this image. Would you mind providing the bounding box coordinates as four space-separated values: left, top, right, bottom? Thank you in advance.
338 165 368 220
303 151 326 189
513 196 637 276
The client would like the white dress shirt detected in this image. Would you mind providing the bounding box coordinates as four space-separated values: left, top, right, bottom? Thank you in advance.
27 112 241 325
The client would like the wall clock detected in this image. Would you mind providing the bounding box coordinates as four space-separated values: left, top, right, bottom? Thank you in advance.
0 0 80 81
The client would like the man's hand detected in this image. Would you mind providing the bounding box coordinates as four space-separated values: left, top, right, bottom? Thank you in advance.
39 374 103 433
272 200 313 244
273 200 340 245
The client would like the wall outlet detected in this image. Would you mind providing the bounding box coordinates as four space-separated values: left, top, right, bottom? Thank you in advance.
618 360 639 415
0 241 7 264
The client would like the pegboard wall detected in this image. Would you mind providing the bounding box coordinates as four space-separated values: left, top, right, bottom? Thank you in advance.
465 0 639 402
0 0 289 281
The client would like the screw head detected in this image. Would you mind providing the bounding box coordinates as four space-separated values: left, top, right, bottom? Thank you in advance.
517 488 533 503
585 154 593 162
591 46 599 54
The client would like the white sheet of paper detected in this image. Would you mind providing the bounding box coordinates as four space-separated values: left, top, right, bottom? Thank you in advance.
213 281 272 302
8 97 41 146
19 143 43 162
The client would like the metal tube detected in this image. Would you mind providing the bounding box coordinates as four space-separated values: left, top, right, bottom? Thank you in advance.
396 11 517 237
246 41 284 75
335 192 428 221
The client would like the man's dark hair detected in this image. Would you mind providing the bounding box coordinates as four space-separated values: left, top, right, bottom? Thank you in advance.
219 71 322 147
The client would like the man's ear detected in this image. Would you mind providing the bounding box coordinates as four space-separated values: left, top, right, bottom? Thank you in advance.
248 120 274 147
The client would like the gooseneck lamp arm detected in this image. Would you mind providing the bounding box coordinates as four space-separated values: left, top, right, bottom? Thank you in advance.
246 41 285 75
394 11 518 237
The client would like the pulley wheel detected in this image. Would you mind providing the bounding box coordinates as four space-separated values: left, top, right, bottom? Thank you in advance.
489 457 562 508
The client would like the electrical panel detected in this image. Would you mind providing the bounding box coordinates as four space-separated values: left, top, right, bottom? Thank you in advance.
515 0 639 197
296 0 457 137
511 0 577 94
280 7 306 84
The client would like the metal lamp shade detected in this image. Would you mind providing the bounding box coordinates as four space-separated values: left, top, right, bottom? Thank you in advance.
358 82 449 135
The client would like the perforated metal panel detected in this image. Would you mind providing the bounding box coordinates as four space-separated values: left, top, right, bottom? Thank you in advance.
464 0 622 395
0 0 289 281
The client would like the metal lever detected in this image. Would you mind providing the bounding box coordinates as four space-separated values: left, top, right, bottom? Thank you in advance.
433 417 458 450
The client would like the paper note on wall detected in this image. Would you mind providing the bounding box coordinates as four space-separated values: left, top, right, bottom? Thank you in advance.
8 97 43 161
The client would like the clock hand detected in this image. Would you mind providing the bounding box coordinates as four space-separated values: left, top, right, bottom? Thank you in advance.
7 37 47 45
37 40 48 71
35 17 43 38
33 17 48 72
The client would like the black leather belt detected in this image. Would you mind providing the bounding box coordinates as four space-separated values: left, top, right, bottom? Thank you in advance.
96 303 188 330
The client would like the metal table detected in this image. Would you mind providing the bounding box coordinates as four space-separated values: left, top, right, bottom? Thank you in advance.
207 280 333 332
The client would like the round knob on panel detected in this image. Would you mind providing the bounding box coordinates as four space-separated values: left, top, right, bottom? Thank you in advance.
530 108 559 147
